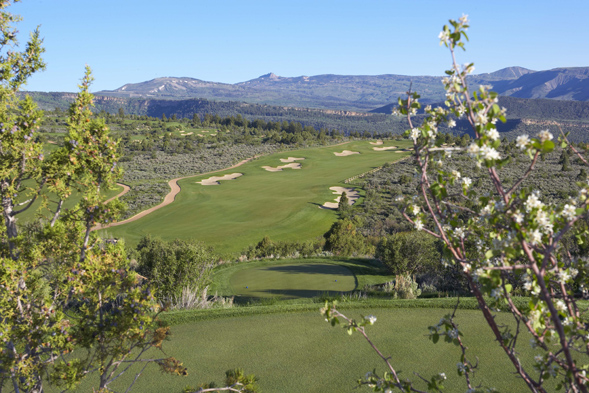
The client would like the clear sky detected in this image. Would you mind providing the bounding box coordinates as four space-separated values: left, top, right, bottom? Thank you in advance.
10 0 589 92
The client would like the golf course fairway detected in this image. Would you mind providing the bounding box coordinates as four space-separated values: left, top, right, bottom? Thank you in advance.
101 140 411 253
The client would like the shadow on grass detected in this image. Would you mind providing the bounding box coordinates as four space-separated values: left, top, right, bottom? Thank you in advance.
234 289 351 304
262 264 353 275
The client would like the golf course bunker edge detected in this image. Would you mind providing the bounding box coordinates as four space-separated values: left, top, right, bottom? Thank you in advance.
230 262 356 300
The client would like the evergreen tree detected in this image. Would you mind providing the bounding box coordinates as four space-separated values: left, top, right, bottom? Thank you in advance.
338 191 350 212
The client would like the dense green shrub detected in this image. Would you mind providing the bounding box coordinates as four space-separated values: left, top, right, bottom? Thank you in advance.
136 235 216 302
243 236 326 260
375 231 441 275
324 218 371 256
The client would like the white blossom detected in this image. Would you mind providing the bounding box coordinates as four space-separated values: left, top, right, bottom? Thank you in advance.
439 372 446 380
516 135 530 150
438 30 450 44
538 129 553 142
562 204 576 221
487 128 500 141
467 143 479 157
462 177 472 188
529 229 542 245
410 128 420 141
414 218 424 231
452 170 461 179
456 106 465 118
365 315 377 325
459 14 469 25
535 210 553 234
480 145 501 160
558 270 572 284
448 119 456 128
475 111 488 125
556 299 566 312
463 63 474 74
525 193 544 212
513 211 524 224
454 227 465 239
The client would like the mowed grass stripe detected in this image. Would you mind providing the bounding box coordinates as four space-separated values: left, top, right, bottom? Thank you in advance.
230 263 356 299
102 141 412 253
84 308 542 393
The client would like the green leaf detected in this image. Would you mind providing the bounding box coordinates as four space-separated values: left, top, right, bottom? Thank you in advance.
432 333 439 344
542 140 555 153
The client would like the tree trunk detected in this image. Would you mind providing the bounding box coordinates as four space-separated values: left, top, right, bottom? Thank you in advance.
2 191 18 259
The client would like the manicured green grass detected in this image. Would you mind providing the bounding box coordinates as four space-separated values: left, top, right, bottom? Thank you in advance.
211 257 396 301
230 262 355 299
16 183 124 223
78 307 544 393
102 140 411 253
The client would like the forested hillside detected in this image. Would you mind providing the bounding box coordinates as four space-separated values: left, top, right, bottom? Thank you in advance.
24 92 589 141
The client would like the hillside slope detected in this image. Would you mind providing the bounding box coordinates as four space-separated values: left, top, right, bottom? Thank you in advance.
95 66 589 110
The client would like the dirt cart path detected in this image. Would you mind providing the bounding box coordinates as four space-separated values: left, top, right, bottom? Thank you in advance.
105 183 131 203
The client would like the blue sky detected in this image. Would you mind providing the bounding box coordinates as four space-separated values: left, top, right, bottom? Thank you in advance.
11 0 589 92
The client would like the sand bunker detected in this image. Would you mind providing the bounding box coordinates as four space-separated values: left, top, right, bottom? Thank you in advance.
262 163 302 172
197 173 243 185
334 150 360 157
182 132 193 136
320 186 360 209
369 140 384 145
373 146 398 151
279 157 305 163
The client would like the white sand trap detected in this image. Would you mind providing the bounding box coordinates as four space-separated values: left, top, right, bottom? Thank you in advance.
183 132 193 136
334 150 360 157
373 146 398 151
320 186 360 209
197 173 243 185
197 134 204 137
279 157 305 163
369 140 384 145
262 163 302 172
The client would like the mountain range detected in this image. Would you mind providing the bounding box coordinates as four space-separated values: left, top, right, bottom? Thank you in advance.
97 66 589 112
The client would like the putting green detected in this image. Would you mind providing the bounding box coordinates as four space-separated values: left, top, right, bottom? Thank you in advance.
230 262 356 299
101 140 411 253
